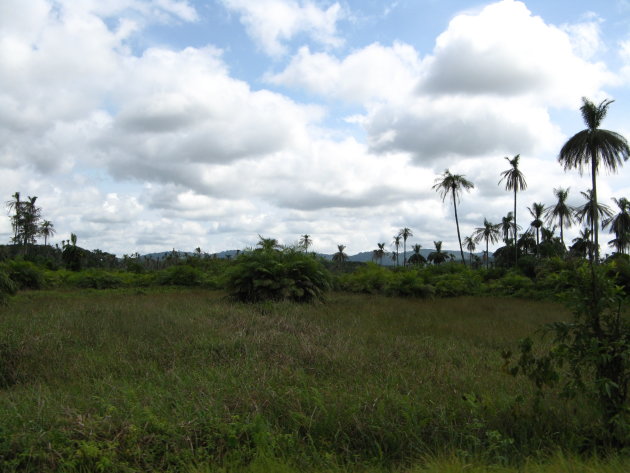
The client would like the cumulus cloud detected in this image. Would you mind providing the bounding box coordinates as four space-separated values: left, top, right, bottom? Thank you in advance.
419 1 612 104
266 42 422 103
220 0 344 56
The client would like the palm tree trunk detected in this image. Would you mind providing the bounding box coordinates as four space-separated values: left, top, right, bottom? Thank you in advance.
514 187 518 266
403 240 407 268
453 188 466 265
486 238 489 270
591 153 599 263
560 215 564 247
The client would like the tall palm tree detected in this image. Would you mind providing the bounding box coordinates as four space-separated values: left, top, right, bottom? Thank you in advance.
299 234 312 253
544 188 575 247
574 189 613 261
473 219 501 269
332 244 348 268
432 170 474 265
428 241 448 265
464 235 476 266
558 98 630 262
6 191 21 244
603 197 630 255
528 202 546 257
398 227 413 267
40 220 55 246
499 155 527 265
408 244 425 267
392 235 401 267
373 242 387 266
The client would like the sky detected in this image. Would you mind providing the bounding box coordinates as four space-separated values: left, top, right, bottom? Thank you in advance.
1 0 630 257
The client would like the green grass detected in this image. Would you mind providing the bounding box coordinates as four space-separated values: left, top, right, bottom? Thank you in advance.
0 289 626 471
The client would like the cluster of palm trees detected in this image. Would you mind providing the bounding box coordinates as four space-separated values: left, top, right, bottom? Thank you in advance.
5 192 55 250
328 98 629 270
442 98 628 267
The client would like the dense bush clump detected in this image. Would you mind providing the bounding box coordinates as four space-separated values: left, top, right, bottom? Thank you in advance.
157 265 206 287
0 269 17 305
225 249 331 303
0 259 45 290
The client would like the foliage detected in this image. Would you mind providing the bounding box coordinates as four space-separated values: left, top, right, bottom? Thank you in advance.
157 264 206 287
0 269 17 305
0 259 46 290
506 263 630 445
225 248 331 303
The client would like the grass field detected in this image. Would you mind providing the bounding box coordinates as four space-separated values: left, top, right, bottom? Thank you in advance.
0 289 627 472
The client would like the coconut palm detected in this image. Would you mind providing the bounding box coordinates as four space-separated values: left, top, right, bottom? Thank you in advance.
428 241 448 265
408 244 426 267
464 235 476 266
392 235 401 267
528 202 546 257
499 155 527 265
544 188 575 247
6 191 21 244
558 98 630 262
603 197 630 255
257 235 281 252
574 189 613 261
398 227 413 267
570 228 593 259
432 170 474 265
372 242 387 265
40 220 56 246
332 244 348 268
473 219 501 269
299 234 312 253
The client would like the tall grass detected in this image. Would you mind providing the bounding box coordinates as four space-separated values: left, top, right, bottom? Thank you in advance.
0 290 624 471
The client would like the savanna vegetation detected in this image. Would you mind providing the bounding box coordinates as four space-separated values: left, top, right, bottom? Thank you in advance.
0 97 629 471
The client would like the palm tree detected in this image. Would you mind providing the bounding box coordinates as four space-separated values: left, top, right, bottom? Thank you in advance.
499 155 527 265
464 235 476 266
407 244 425 267
558 98 630 262
473 219 501 269
428 241 448 265
574 190 613 261
398 227 413 267
392 235 401 267
570 228 593 259
603 197 630 255
372 242 387 265
432 170 474 265
257 235 281 252
40 220 55 246
332 244 348 268
6 191 21 244
528 202 546 257
544 188 575 247
299 234 312 253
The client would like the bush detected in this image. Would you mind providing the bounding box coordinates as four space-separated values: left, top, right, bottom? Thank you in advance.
338 263 392 294
157 265 205 287
225 249 331 303
66 270 125 289
0 269 17 305
490 272 534 297
0 259 45 290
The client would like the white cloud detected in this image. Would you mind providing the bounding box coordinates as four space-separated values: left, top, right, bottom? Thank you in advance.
266 42 422 103
220 0 344 56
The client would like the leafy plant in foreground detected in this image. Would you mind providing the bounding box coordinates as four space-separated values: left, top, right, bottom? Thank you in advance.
506 264 630 445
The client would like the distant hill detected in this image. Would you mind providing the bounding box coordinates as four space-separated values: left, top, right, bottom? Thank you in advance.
141 248 487 265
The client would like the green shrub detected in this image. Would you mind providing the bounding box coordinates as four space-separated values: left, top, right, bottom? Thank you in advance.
338 263 392 294
387 270 434 298
67 270 125 289
0 269 17 305
490 272 534 297
431 271 482 297
157 265 205 287
225 249 331 303
1 259 45 290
